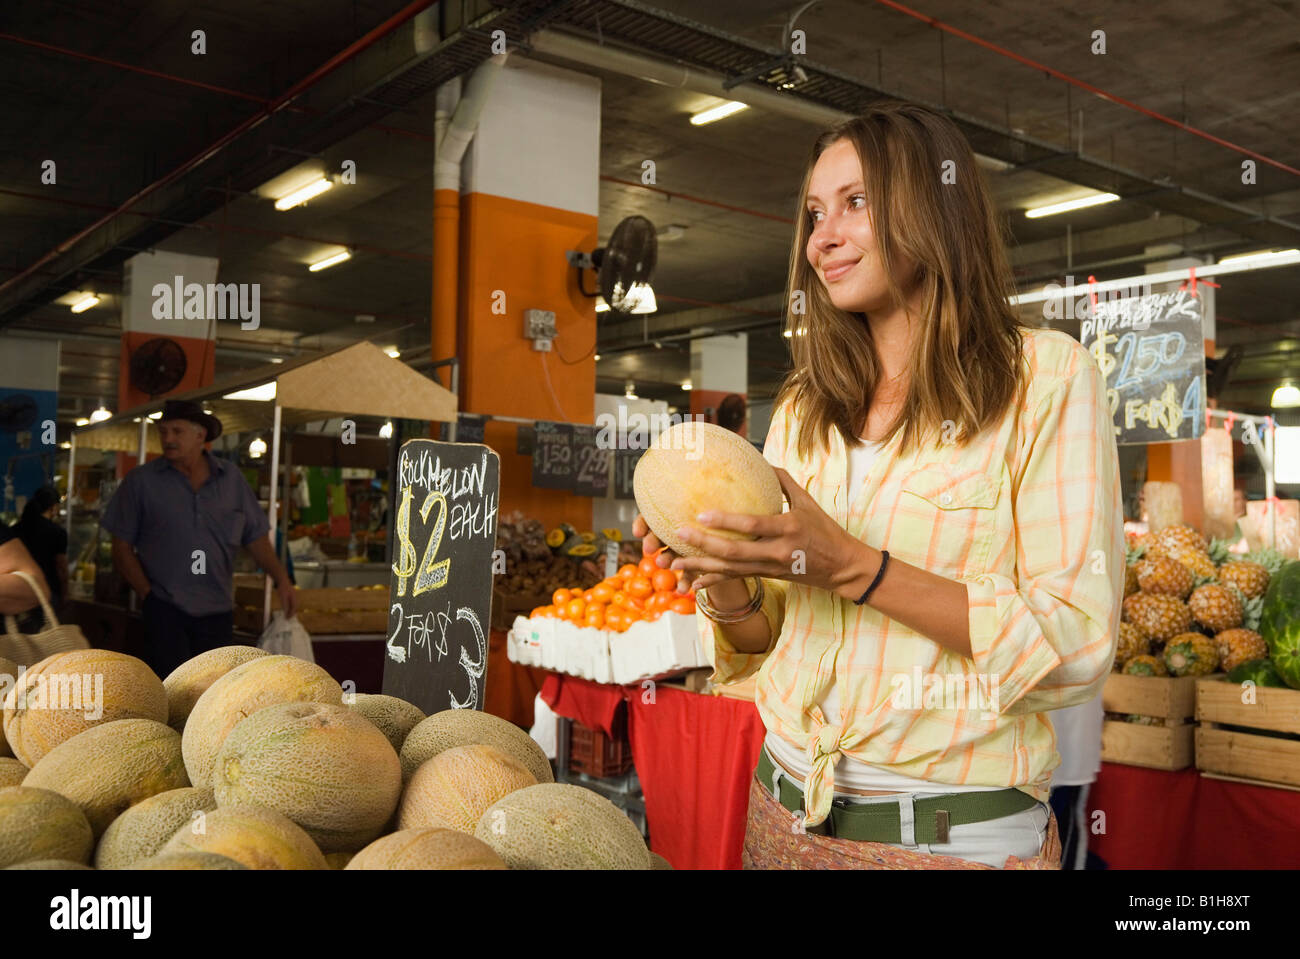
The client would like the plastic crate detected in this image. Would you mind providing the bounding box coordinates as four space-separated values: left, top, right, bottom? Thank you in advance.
568 720 633 778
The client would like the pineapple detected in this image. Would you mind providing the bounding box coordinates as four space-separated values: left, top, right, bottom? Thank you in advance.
1188 584 1243 633
1215 628 1268 673
1114 621 1148 670
1206 538 1232 565
1164 632 1220 676
1124 564 1140 598
1134 556 1193 598
1123 592 1195 643
1243 548 1289 576
1168 546 1218 580
1149 524 1208 557
1218 561 1270 599
1123 653 1168 677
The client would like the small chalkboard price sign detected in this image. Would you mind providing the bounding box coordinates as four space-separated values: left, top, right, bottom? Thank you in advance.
1080 288 1206 446
531 421 573 489
612 447 644 500
572 425 610 497
382 439 500 715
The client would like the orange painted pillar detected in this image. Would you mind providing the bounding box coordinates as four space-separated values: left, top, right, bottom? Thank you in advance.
455 57 600 531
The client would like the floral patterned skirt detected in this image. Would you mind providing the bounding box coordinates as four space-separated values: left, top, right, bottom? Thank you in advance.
741 777 1062 870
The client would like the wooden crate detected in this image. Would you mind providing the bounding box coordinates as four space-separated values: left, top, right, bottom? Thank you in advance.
233 585 388 635
1101 721 1195 770
491 589 551 632
1100 673 1198 770
1195 676 1300 789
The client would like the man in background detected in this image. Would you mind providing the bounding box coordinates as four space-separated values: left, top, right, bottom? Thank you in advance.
102 399 297 677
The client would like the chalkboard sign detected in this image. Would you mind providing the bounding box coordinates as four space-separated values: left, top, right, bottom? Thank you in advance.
531 421 573 489
572 425 610 497
382 439 500 715
1080 288 1206 446
613 447 645 499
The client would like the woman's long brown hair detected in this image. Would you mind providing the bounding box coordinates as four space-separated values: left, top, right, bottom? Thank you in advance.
775 100 1027 460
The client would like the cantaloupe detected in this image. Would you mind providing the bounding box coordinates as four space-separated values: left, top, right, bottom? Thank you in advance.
345 828 506 870
162 645 269 730
212 701 401 853
0 786 94 867
160 803 327 870
399 708 553 784
182 655 342 787
0 758 26 787
348 693 426 752
474 783 651 870
399 744 536 833
21 718 188 837
94 786 217 869
324 851 354 870
2 649 167 767
5 859 95 870
136 851 247 870
0 655 17 758
649 851 673 870
633 419 783 557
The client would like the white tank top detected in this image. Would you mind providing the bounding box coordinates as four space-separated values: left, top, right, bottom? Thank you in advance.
762 436 1004 795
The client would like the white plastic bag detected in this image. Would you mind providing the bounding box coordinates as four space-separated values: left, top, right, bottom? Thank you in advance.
258 611 315 663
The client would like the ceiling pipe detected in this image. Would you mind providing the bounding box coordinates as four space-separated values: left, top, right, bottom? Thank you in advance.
0 0 439 305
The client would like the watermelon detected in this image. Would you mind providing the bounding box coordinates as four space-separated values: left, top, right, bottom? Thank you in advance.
1225 658 1286 688
1259 560 1300 689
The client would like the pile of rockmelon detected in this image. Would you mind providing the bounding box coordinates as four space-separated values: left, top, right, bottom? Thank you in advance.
0 647 663 870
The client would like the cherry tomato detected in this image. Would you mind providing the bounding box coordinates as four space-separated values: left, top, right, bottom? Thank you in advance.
627 576 653 601
651 569 677 593
552 588 572 607
605 608 626 632
638 554 661 578
647 592 673 613
670 595 696 615
565 597 586 620
617 564 639 581
591 583 615 604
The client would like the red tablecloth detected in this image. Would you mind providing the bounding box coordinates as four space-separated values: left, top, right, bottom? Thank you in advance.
541 674 765 869
1088 762 1300 869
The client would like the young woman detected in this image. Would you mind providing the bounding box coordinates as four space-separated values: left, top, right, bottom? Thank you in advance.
635 101 1124 869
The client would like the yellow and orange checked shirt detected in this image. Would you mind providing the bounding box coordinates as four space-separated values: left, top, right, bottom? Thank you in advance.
698 327 1125 826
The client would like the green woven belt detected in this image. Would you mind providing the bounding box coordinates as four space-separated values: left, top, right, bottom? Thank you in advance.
755 749 1037 844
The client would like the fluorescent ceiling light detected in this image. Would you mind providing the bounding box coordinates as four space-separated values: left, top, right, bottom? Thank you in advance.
1219 248 1300 267
593 353 601 361
1025 192 1119 219
624 382 638 400
59 441 71 449
75 417 90 426
384 346 401 358
274 177 333 211
248 437 267 458
690 101 749 125
270 357 285 364
70 295 99 313
147 410 163 420
681 380 693 391
89 406 112 423
595 299 610 313
223 382 276 402
308 249 351 272
1271 384 1300 409
379 421 394 439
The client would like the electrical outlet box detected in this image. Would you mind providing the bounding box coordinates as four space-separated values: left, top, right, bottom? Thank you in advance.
524 309 557 352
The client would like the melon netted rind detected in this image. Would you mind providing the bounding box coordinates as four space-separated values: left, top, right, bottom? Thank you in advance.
346 828 506 870
135 851 248 870
0 655 17 758
649 851 673 870
324 851 355 870
0 757 27 787
181 654 343 788
399 743 537 833
399 708 553 785
633 420 783 559
0 786 95 868
21 718 188 837
474 782 651 870
159 803 327 870
2 649 167 767
4 859 95 870
162 645 270 730
212 701 401 853
94 786 217 869
348 693 427 752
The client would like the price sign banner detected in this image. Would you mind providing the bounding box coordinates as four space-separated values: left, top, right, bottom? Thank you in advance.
572 424 610 497
531 421 573 489
382 439 499 715
1080 289 1206 446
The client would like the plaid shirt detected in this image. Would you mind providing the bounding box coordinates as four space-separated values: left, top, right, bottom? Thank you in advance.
700 328 1124 825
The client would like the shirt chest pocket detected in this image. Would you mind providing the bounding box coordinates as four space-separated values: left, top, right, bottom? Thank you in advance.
895 466 1001 575
204 507 246 547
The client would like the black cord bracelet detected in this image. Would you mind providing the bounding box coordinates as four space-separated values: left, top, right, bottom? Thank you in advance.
854 550 890 606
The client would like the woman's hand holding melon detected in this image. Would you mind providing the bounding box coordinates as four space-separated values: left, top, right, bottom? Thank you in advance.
656 467 869 600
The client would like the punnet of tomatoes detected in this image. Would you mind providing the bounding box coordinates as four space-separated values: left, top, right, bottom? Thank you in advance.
527 558 695 631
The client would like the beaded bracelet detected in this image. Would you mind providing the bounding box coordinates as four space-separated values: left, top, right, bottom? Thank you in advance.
696 577 765 624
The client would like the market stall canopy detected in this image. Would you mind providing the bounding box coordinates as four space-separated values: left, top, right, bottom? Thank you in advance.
71 341 458 451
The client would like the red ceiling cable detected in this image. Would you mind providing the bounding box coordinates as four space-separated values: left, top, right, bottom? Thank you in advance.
872 0 1300 178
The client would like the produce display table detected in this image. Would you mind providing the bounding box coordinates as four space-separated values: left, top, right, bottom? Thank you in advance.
541 673 764 869
1087 762 1300 868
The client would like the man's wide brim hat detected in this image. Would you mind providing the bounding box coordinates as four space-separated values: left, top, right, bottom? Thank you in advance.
159 399 223 442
